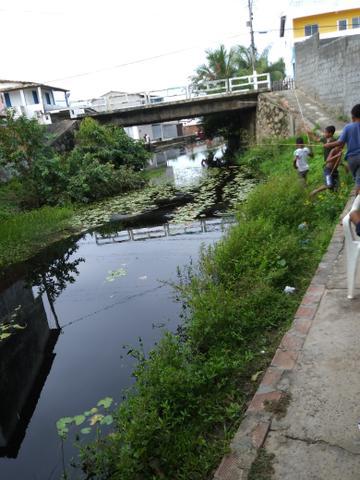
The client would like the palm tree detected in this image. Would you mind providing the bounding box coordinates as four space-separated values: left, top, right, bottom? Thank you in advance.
192 44 286 84
234 46 285 81
191 44 238 84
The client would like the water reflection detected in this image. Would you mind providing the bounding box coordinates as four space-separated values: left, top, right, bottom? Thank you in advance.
149 142 226 187
0 243 84 458
94 217 235 245
0 280 59 458
0 219 228 478
28 245 84 329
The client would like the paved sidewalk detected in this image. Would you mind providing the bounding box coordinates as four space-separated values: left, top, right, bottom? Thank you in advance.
265 245 360 479
214 203 360 480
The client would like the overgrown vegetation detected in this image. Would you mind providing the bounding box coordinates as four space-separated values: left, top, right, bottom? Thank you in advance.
0 205 74 268
0 114 150 267
0 114 148 209
77 139 351 479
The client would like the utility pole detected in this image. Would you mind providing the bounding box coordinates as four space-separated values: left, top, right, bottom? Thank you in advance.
247 0 256 74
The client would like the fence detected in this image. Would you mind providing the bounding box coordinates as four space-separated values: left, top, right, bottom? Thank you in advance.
271 77 295 92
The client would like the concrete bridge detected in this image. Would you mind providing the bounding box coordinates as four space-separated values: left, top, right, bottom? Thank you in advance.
67 73 271 127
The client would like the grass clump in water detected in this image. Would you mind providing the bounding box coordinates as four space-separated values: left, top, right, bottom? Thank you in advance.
0 205 73 268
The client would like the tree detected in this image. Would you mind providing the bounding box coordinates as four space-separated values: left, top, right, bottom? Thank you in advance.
72 117 150 171
192 44 286 84
0 111 52 176
191 44 238 84
0 115 146 207
234 46 286 81
191 43 286 159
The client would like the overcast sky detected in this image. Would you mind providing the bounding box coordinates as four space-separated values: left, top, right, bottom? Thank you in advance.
0 0 356 100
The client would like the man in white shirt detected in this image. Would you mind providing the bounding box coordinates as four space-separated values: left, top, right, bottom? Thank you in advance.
293 137 313 184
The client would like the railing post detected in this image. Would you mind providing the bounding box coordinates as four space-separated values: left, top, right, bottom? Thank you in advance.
226 78 230 93
267 72 271 90
252 71 258 91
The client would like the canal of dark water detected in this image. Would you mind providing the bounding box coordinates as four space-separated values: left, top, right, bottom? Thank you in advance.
0 141 237 480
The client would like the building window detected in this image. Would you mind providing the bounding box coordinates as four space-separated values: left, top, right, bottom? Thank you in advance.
45 92 52 104
338 19 347 31
304 24 318 36
4 92 11 107
352 17 360 28
32 90 39 104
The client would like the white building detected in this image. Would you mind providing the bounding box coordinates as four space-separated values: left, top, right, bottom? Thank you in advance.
0 79 70 124
124 122 183 142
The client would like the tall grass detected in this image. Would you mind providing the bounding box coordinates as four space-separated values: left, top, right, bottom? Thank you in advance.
78 140 352 479
0 205 73 268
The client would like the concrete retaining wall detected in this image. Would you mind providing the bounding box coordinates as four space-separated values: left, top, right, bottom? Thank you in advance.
295 33 360 116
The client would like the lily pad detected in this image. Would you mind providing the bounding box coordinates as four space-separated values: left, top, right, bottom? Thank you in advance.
0 333 11 341
106 268 127 282
97 397 113 409
100 415 114 426
80 427 91 435
90 414 104 426
74 415 86 426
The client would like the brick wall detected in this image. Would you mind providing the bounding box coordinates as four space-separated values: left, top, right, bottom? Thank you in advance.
295 33 360 116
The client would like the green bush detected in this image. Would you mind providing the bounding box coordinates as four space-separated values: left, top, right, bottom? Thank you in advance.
72 117 150 171
67 156 145 203
0 115 150 208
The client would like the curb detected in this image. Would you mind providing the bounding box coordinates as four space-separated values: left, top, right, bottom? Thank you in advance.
213 195 354 480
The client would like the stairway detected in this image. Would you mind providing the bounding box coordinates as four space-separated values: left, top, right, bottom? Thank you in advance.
267 89 346 133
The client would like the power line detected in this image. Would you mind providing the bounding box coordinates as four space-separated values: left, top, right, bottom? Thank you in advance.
45 31 250 83
45 24 358 83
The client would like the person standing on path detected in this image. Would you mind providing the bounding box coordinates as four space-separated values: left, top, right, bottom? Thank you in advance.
293 137 313 185
325 104 360 194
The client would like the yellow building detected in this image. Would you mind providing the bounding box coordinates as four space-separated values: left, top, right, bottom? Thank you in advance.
293 7 360 42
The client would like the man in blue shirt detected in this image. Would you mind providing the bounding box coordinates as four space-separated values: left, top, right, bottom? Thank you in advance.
326 104 360 235
326 104 360 194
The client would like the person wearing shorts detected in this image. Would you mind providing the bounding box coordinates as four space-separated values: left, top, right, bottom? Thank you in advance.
325 104 360 194
293 137 313 184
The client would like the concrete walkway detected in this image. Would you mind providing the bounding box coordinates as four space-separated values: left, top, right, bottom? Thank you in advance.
214 200 360 480
265 245 360 479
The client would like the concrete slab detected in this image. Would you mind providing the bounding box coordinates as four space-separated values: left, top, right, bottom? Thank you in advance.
265 251 360 479
266 430 360 480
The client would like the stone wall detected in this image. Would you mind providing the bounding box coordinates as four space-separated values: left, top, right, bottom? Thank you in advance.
256 94 294 140
295 33 360 116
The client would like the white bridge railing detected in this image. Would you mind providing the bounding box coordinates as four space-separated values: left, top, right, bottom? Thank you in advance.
69 72 271 118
